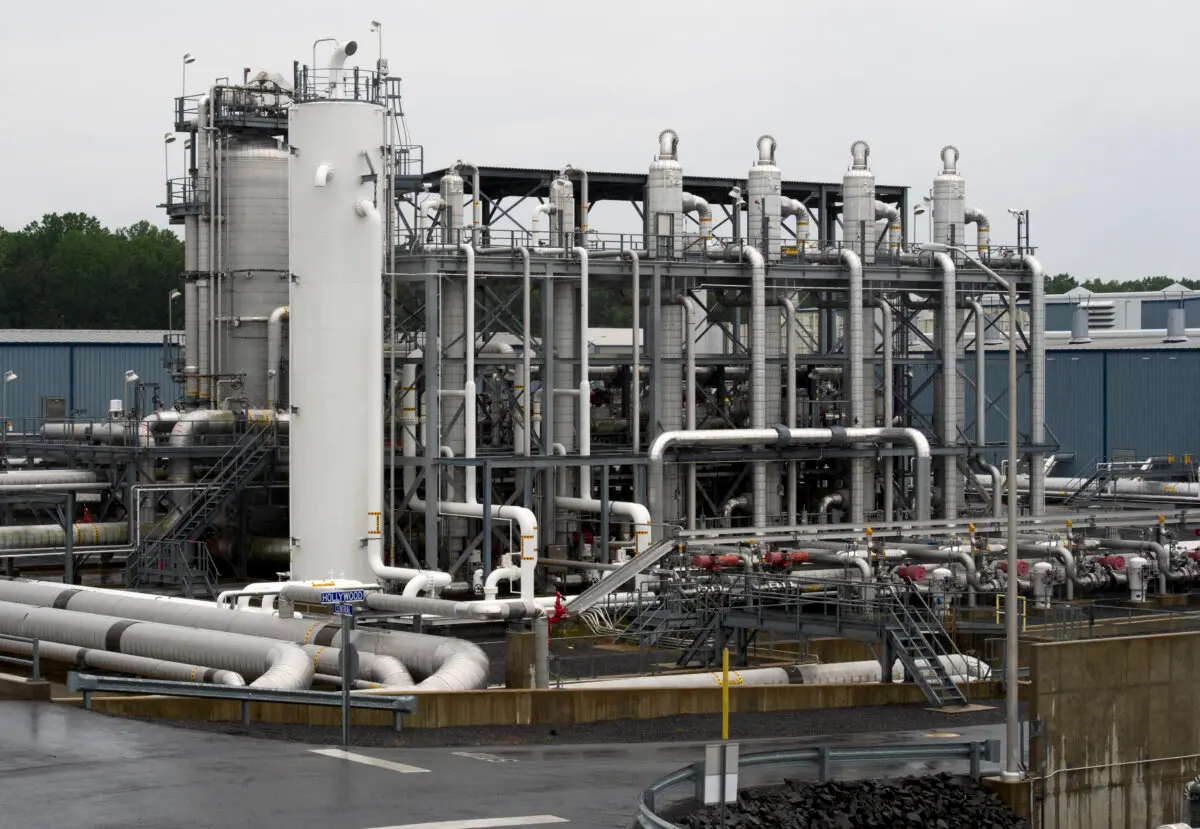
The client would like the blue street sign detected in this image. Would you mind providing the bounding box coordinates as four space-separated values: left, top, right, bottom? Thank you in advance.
333 603 354 617
319 589 366 604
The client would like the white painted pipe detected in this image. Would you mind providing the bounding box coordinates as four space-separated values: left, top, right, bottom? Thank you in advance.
266 305 289 410
556 496 651 555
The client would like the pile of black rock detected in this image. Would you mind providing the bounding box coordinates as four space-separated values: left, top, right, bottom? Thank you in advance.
679 773 1031 829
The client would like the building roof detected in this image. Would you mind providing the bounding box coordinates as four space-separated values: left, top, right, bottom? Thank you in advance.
0 330 170 345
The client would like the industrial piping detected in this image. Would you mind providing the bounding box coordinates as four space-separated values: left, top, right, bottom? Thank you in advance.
0 579 490 691
1096 538 1169 593
266 305 289 409
707 245 769 528
0 600 313 689
0 633 247 686
646 426 932 533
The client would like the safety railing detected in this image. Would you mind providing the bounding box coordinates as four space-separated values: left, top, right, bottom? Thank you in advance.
635 739 1001 829
67 672 417 730
399 226 1036 264
0 633 41 680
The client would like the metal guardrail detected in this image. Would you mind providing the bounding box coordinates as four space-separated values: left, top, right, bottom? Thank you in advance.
0 633 40 680
67 672 417 730
635 740 1001 829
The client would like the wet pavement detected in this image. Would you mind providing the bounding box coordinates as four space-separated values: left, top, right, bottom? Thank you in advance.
0 699 1005 829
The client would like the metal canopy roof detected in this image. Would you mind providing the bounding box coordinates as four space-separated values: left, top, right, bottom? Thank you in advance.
423 165 907 207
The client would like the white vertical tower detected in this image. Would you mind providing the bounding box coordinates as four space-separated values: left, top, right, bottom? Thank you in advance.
288 80 386 583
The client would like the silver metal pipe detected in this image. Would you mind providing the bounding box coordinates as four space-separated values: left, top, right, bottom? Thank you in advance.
982 462 1004 517
266 305 289 410
721 494 751 528
282 584 540 622
0 635 245 686
965 208 990 260
646 426 931 532
1024 255 1046 516
0 601 312 690
1096 538 1169 594
0 580 491 692
781 297 798 526
625 249 642 456
0 522 126 551
682 295 698 529
707 245 768 528
936 251 958 519
842 249 867 521
818 493 842 524
875 298 894 522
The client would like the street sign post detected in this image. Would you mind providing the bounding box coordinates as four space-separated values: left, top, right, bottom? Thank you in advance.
317 590 366 746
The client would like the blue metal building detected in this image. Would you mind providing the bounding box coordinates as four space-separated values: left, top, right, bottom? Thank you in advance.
954 337 1200 478
0 330 179 425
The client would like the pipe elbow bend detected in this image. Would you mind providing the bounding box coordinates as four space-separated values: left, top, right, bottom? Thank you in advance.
314 164 333 187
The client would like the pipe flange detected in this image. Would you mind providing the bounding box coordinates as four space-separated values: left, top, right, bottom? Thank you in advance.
773 424 791 447
829 426 850 448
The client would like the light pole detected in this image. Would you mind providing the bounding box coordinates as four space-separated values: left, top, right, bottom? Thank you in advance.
123 370 139 418
370 21 383 72
163 133 176 193
3 370 17 448
921 194 933 242
924 240 1020 780
1007 208 1028 255
182 52 195 100
913 204 926 246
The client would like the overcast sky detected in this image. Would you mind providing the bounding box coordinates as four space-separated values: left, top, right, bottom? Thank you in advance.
1 0 1194 281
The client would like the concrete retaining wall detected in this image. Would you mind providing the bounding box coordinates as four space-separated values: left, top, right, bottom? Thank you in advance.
82 680 996 729
1029 631 1200 828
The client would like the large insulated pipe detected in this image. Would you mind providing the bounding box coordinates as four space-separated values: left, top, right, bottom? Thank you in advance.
781 297 799 526
0 470 101 486
682 295 699 528
0 601 312 689
875 298 895 521
707 245 769 528
780 198 813 249
936 251 958 519
184 277 199 404
874 201 901 260
0 522 127 551
166 409 236 500
452 161 481 246
842 141 875 264
0 635 246 686
556 496 650 555
889 543 986 593
196 274 211 404
966 208 990 260
574 246 591 495
647 426 931 531
624 248 642 454
0 580 489 691
842 249 868 521
266 305 289 410
1024 254 1046 516
561 165 589 242
281 584 539 623
682 192 712 249
1097 538 1169 594
135 410 182 519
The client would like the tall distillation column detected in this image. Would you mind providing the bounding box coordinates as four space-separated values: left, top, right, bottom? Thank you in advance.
932 145 964 518
749 136 783 523
438 167 469 557
842 141 875 520
550 175 580 546
288 58 385 583
646 131 685 523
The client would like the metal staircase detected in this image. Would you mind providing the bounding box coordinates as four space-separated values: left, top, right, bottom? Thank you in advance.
565 537 683 617
1061 458 1114 507
885 590 970 706
126 422 277 598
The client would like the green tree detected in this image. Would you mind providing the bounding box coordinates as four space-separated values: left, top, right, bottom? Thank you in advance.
1045 272 1079 293
0 214 183 328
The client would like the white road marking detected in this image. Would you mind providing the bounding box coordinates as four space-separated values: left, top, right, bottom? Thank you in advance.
366 817 567 829
310 748 430 774
452 751 517 764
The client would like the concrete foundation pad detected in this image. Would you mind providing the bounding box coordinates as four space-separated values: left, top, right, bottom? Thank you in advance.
983 775 1031 820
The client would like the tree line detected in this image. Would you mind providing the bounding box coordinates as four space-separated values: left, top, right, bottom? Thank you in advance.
0 213 183 329
0 214 1191 331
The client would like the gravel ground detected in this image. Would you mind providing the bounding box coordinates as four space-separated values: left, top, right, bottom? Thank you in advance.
120 701 1011 748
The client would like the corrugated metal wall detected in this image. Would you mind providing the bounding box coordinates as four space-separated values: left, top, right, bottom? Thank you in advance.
0 343 178 425
959 348 1200 477
1045 303 1074 332
1141 298 1200 329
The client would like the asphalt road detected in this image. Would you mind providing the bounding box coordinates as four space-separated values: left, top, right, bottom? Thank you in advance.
0 700 1005 829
